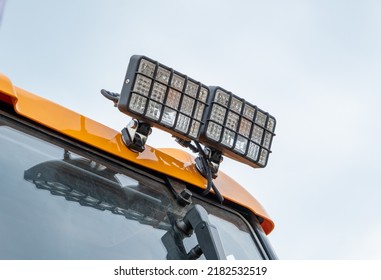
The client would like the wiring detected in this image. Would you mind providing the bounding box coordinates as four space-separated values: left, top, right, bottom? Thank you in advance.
100 89 120 107
193 141 224 203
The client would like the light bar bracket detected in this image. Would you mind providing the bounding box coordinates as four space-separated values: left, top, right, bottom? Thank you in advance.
195 146 223 179
121 119 152 153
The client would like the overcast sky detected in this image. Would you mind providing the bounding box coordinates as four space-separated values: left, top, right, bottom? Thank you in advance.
1 0 381 260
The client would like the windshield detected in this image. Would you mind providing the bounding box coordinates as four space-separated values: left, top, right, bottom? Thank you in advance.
0 114 267 259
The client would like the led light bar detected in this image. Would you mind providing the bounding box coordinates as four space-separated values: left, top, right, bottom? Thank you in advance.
118 55 210 140
199 87 276 168
118 55 276 169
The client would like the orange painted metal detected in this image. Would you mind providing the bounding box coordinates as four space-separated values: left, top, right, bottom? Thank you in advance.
159 148 275 234
0 73 17 105
0 73 274 234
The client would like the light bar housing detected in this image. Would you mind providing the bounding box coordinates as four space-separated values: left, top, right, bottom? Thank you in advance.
118 55 210 141
199 87 276 168
118 55 276 169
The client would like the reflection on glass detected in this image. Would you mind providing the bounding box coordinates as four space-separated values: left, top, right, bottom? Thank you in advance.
0 119 266 260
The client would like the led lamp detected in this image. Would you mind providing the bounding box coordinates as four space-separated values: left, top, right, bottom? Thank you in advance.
118 55 210 140
118 55 276 169
200 87 276 168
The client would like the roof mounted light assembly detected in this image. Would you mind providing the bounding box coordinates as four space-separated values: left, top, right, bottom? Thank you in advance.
117 55 210 143
102 55 276 202
199 87 276 168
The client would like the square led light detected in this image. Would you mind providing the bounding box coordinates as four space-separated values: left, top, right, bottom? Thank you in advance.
185 81 198 97
161 107 176 126
171 74 185 91
151 82 167 102
180 95 195 116
206 122 223 141
199 86 276 168
194 102 205 121
138 59 155 77
118 55 210 140
166 88 181 109
146 101 162 120
133 74 152 96
156 67 171 85
221 129 235 148
210 104 227 125
129 93 147 114
189 121 201 138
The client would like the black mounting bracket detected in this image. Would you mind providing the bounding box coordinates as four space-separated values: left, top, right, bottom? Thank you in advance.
195 147 223 179
121 119 152 153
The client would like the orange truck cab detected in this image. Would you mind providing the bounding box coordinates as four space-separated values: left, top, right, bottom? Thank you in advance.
0 56 277 260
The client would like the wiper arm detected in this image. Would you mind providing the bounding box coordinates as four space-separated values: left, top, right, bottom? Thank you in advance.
162 204 227 260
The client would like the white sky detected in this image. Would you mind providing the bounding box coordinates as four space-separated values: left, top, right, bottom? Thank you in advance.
1 0 381 259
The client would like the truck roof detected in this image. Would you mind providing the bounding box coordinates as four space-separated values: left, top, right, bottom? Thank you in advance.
0 72 274 234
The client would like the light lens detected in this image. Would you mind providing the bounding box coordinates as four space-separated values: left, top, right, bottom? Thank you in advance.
151 82 167 102
180 95 195 116
221 129 235 148
210 104 226 125
133 74 151 96
215 89 230 106
129 93 147 114
138 59 155 77
156 67 170 84
119 55 210 140
206 122 222 141
201 87 276 167
171 74 185 91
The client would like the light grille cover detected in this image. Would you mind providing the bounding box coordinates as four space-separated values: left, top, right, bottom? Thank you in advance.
118 55 210 140
201 87 276 168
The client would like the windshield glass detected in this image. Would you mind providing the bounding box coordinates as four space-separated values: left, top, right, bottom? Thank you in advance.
0 114 266 260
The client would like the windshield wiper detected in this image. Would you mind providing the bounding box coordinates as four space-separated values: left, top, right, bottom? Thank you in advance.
162 204 227 260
